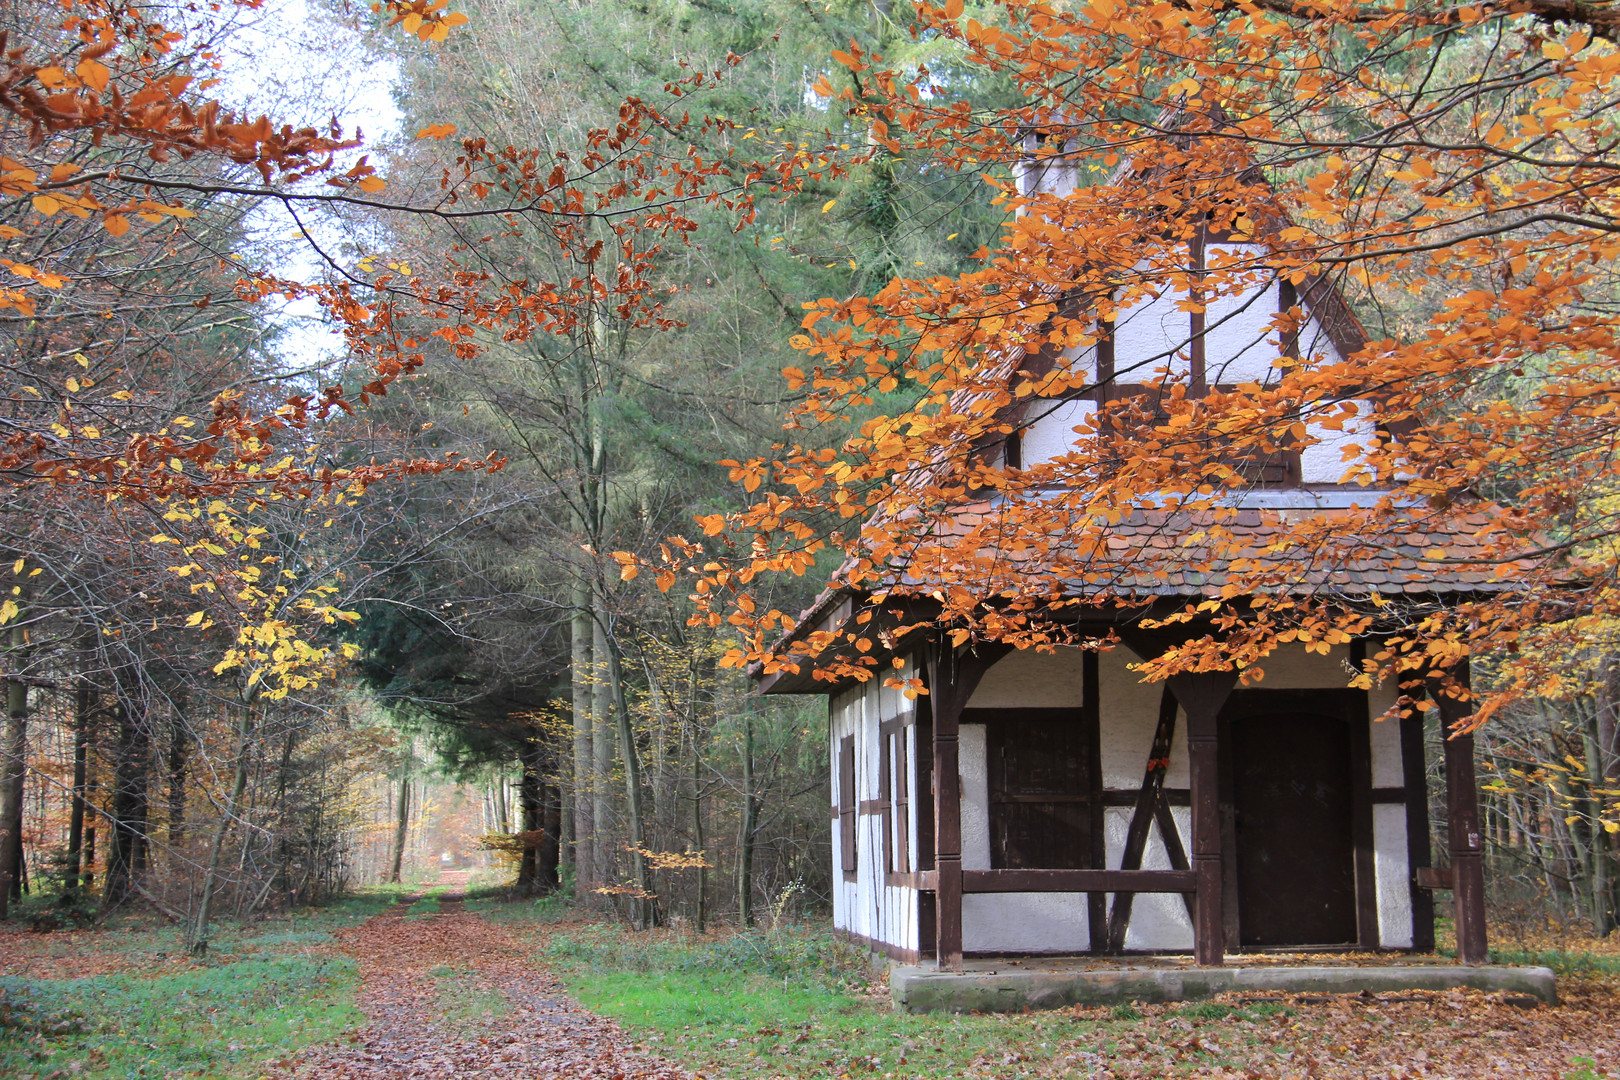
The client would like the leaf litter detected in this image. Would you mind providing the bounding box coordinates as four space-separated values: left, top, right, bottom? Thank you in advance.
268 886 689 1080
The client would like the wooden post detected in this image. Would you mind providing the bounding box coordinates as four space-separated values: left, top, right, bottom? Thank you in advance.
925 640 1010 972
1168 670 1238 967
1434 662 1488 964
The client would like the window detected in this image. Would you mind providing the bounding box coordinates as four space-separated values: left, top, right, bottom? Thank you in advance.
838 735 857 881
880 723 910 874
983 710 1093 869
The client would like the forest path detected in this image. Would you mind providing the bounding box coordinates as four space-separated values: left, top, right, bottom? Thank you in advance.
272 873 687 1080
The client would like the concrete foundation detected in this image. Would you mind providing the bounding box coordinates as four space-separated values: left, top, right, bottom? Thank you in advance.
890 959 1557 1012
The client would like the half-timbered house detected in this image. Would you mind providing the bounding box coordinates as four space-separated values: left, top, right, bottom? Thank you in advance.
756 113 1498 973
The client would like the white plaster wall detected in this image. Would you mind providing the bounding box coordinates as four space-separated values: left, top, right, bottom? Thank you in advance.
1300 398 1374 484
1203 273 1280 386
1246 644 1351 688
829 687 860 936
1370 709 1404 789
964 893 1091 953
1099 646 1188 788
1374 803 1414 948
1113 282 1192 382
960 724 991 871
1060 343 1099 383
1369 673 1400 725
967 647 1087 708
1023 398 1098 468
1298 311 1345 367
836 656 924 956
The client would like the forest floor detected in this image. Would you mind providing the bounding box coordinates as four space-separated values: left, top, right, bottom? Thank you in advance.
5 873 1620 1078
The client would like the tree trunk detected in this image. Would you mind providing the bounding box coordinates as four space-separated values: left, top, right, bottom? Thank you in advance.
606 630 650 928
571 573 594 891
517 748 541 896
64 681 91 901
82 766 97 893
101 693 149 912
0 614 28 916
167 705 188 849
691 727 706 934
493 776 510 834
1582 702 1615 936
736 706 757 927
591 602 614 894
388 751 412 885
186 703 254 954
540 774 561 891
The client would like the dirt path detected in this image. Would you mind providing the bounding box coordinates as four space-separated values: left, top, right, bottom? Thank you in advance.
273 874 688 1080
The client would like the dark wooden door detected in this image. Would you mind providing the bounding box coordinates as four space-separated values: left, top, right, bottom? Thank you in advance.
1230 708 1356 947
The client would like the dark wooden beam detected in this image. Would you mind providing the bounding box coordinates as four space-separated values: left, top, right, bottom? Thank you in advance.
1168 669 1239 967
964 869 1197 893
1433 663 1488 964
926 639 1012 972
1084 651 1106 952
1189 228 1207 397
1350 665 1379 949
1402 692 1436 952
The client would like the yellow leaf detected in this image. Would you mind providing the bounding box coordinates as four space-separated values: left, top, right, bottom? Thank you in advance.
0 599 15 624
31 194 62 216
65 377 79 393
103 214 130 237
10 559 21 574
75 58 110 92
185 610 205 627
821 198 837 213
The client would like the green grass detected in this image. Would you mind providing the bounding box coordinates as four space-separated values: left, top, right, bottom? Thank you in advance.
1484 948 1620 977
547 926 1078 1078
0 951 361 1079
405 885 446 919
0 885 412 1078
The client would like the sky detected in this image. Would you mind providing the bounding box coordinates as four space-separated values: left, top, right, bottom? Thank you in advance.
220 0 405 370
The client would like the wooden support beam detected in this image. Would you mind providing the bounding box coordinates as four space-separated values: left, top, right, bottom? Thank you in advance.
1084 651 1106 951
1402 694 1437 952
1350 653 1379 948
925 639 1011 972
964 869 1197 893
1433 663 1488 964
1168 669 1239 967
1105 684 1180 952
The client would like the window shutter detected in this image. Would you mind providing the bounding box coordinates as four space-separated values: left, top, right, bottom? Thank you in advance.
839 735 857 880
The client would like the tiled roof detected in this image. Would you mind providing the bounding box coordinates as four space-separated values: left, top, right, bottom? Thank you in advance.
870 490 1545 600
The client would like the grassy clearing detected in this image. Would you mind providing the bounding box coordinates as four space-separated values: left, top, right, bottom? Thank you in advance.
0 884 412 1079
0 951 360 1079
538 924 1301 1079
532 920 1620 1080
